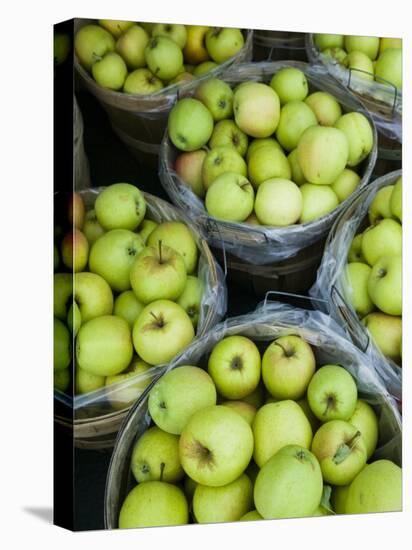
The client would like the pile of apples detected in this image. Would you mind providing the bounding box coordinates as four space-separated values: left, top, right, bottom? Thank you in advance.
169 67 374 226
314 34 402 90
74 20 246 94
53 183 206 410
118 333 401 528
344 176 402 365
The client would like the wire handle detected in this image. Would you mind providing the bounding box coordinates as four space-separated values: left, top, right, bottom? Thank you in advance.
331 284 370 352
204 218 228 278
347 68 399 115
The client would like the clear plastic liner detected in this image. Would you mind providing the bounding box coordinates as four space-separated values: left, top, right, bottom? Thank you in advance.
310 170 402 402
104 300 402 528
159 61 377 265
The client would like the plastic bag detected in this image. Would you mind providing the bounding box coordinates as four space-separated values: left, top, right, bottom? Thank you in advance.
159 61 377 265
310 170 402 402
73 95 91 190
253 30 307 62
104 300 402 528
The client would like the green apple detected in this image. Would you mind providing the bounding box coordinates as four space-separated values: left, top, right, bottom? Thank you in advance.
345 460 402 514
205 172 254 222
177 275 203 328
99 19 134 38
362 312 402 362
367 254 402 315
242 383 265 409
54 273 73 320
297 397 320 433
168 71 194 85
375 48 402 88
205 27 244 63
233 82 280 138
133 300 195 365
270 67 309 105
152 23 187 48
83 209 105 244
75 366 105 394
255 178 302 226
118 481 189 528
331 484 350 514
299 183 339 223
348 399 379 459
379 38 402 54
95 183 146 231
322 47 347 64
209 120 248 156
193 473 253 523
183 25 211 65
335 112 373 167
175 150 207 198
76 315 133 376
311 420 367 485
105 356 151 410
113 290 144 328
276 101 318 151
344 35 380 60
297 126 349 185
202 146 247 189
288 148 306 186
390 176 402 221
344 51 374 81
123 68 164 94
245 212 260 225
305 91 342 126
179 405 254 486
54 368 70 392
262 335 316 400
246 137 282 163
361 218 402 266
147 221 198 274
54 33 71 66
253 401 313 467
314 34 344 51
348 233 367 263
74 271 114 324
221 401 257 426
192 61 218 76
307 364 358 422
344 262 374 316
331 169 361 202
145 35 183 81
91 52 127 90
61 229 89 272
115 24 149 69
168 98 214 151
54 318 71 371
240 510 263 521
194 78 233 121
67 302 81 336
207 335 261 399
138 219 158 244
254 444 323 519
89 229 144 292
74 24 115 71
247 145 291 188
131 426 184 483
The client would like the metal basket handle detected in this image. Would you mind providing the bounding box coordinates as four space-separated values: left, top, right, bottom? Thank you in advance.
347 67 399 115
331 284 370 352
263 290 330 312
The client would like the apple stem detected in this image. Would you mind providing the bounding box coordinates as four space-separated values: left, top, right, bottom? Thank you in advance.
159 462 165 482
346 430 362 449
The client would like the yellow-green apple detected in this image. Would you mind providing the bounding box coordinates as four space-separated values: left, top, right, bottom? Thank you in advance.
113 290 144 328
152 23 187 48
322 47 347 64
307 364 358 421
344 35 380 60
344 262 375 316
91 52 128 90
54 33 71 66
348 233 366 263
247 145 291 188
254 444 323 519
367 254 402 315
270 67 309 105
54 368 70 392
246 137 282 162
76 315 133 376
67 302 81 336
233 82 280 138
194 78 233 121
115 24 149 69
68 192 85 229
221 401 257 426
252 401 313 467
299 183 339 223
348 399 379 459
193 473 253 523
179 405 253 486
98 19 134 38
344 51 374 81
202 146 247 189
331 168 361 202
262 335 316 400
177 275 203 328
305 91 342 126
148 365 216 434
245 212 260 225
205 27 244 63
287 148 306 185
139 22 155 34
138 219 158 244
105 356 151 410
209 120 248 157
118 481 189 528
74 24 115 70
74 271 113 323
192 61 218 76
345 459 402 513
205 172 254 222
335 112 373 167
379 37 402 54
131 426 184 483
82 209 105 244
147 221 198 274
297 126 349 184
175 150 207 198
168 98 214 151
375 49 402 88
311 420 367 485
54 318 71 371
183 26 210 65
61 229 89 272
240 510 263 521
276 101 318 151
145 36 183 81
207 335 261 399
314 34 344 50
129 243 187 304
168 71 194 85
54 273 73 320
362 312 402 362
123 68 164 94
75 366 105 394
89 229 144 292
361 218 402 266
297 397 320 433
255 178 302 226
331 484 350 514
95 183 146 231
132 300 195 365
390 176 402 221
242 383 265 408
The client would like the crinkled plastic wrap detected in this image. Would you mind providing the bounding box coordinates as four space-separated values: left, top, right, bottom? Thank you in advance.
253 30 307 62
74 95 91 190
54 187 227 418
310 170 402 401
159 61 377 265
305 34 402 142
104 300 401 529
